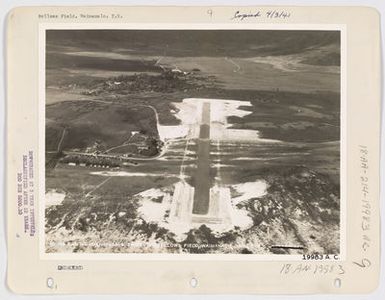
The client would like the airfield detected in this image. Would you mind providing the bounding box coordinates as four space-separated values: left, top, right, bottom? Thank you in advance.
45 30 341 254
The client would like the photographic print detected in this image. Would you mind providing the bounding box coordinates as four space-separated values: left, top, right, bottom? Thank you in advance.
44 28 342 256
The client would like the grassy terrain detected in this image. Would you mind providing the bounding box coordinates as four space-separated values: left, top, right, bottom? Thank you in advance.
47 52 162 73
227 90 340 142
46 101 159 152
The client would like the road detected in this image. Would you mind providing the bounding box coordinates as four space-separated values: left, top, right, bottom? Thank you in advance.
225 57 241 73
57 128 67 151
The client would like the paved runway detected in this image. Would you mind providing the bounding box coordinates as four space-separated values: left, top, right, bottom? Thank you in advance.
192 102 211 214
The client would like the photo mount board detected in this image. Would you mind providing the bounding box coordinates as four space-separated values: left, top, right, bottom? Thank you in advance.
6 6 381 294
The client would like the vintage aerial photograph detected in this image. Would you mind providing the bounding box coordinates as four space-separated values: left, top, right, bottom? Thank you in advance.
44 29 341 255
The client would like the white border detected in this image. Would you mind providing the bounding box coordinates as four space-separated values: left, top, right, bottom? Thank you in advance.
38 23 347 261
